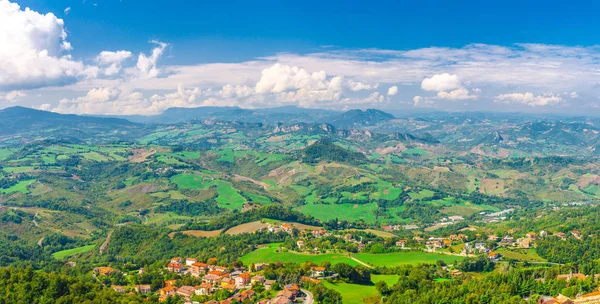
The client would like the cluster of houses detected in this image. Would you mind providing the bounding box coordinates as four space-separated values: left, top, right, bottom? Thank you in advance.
424 234 468 251
480 209 514 223
540 290 600 304
162 257 309 303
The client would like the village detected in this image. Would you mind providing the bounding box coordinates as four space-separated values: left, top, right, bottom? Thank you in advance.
83 220 598 304
92 257 318 304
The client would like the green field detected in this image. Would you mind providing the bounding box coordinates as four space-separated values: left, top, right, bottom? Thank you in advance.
496 248 547 262
213 180 246 209
353 251 465 267
323 275 399 304
240 243 358 266
295 202 378 224
52 245 96 259
171 174 209 189
408 189 435 199
1 179 35 194
3 166 35 173
0 149 13 161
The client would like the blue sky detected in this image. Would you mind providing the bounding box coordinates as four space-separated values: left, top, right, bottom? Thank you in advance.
1 0 600 115
18 0 600 61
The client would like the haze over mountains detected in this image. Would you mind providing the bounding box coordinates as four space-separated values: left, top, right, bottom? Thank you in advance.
2 105 600 156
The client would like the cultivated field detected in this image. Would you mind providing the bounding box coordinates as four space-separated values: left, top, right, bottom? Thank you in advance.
353 251 465 267
52 245 96 259
225 221 269 235
323 275 400 304
240 243 358 266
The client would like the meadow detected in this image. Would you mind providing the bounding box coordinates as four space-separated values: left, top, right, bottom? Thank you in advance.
1 179 35 194
52 245 96 259
295 202 378 224
323 275 400 304
353 251 465 267
240 243 358 266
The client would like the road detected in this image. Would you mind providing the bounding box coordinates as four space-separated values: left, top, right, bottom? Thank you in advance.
99 230 113 255
301 289 314 304
349 255 374 269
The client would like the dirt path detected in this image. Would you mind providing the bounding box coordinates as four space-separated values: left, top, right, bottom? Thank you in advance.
232 174 269 190
37 237 44 247
349 255 374 269
99 230 113 255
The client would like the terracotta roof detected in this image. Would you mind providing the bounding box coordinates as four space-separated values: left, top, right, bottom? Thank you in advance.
239 272 251 279
161 286 177 292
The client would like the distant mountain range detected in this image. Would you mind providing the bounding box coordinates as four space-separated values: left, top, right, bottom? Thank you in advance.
0 106 138 136
94 106 395 128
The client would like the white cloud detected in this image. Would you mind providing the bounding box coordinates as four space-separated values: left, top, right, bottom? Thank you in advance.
38 103 51 111
0 90 26 102
64 7 70 15
494 92 563 107
131 40 168 79
421 73 462 92
387 85 398 96
253 63 346 107
96 50 132 76
255 63 330 94
413 95 433 107
0 0 85 90
364 92 384 103
346 79 379 91
437 88 476 100
218 84 254 98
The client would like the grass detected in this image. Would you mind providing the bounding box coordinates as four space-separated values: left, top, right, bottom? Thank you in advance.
213 180 246 210
404 148 428 156
0 149 13 161
245 192 271 205
1 179 35 194
349 229 397 238
496 248 547 262
81 152 110 162
52 245 96 259
323 275 399 304
171 174 209 189
240 243 358 266
408 189 435 199
3 166 35 173
295 202 378 224
216 150 234 162
353 251 465 267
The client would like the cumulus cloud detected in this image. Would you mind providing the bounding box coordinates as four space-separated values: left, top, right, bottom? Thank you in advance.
253 63 346 106
255 63 331 94
218 84 254 99
53 85 205 115
364 92 384 103
421 73 462 92
0 0 84 90
0 90 26 102
437 88 476 100
96 50 132 76
38 103 51 111
131 40 168 79
494 92 563 107
387 85 398 96
346 79 379 91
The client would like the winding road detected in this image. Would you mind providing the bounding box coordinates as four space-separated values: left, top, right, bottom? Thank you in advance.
301 289 314 304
